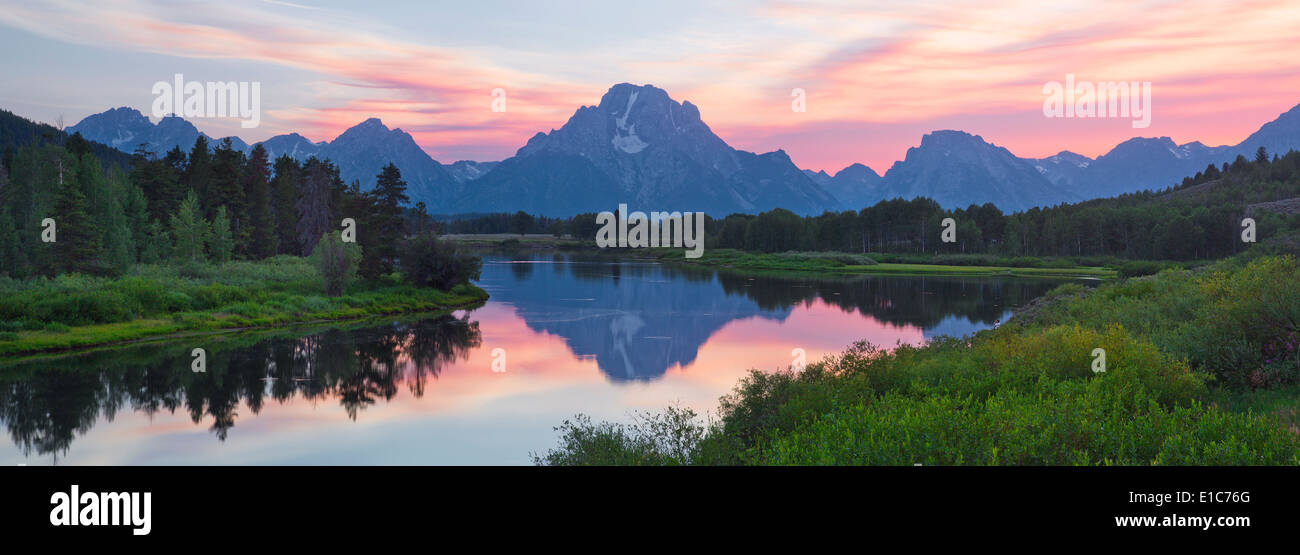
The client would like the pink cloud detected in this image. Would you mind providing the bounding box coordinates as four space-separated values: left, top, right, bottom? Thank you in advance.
2 0 1298 171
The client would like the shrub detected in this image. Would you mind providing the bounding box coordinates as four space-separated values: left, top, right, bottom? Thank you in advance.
1118 260 1172 278
532 407 707 466
778 251 877 266
400 232 482 290
299 296 332 313
1175 256 1300 387
310 232 362 297
1021 256 1300 388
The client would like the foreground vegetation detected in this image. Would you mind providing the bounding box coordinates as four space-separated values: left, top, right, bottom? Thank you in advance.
534 254 1300 465
0 256 487 356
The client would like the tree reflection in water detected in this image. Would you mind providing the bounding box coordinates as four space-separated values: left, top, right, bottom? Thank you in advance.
0 313 481 457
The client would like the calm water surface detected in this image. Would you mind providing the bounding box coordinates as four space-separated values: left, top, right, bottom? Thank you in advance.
0 253 1072 465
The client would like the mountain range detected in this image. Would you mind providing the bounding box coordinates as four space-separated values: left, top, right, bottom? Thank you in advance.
803 103 1300 213
66 86 1300 216
1027 105 1300 201
449 84 839 215
68 108 459 207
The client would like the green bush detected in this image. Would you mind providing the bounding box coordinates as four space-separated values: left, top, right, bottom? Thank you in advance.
1030 256 1300 388
532 407 706 466
1117 260 1173 278
400 232 483 290
310 232 363 297
299 296 332 313
777 251 878 266
1174 256 1300 387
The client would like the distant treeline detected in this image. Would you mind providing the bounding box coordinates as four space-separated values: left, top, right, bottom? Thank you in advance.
447 148 1300 261
439 210 567 236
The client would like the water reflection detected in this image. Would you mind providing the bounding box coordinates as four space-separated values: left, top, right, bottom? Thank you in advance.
0 314 479 458
0 253 1072 463
483 253 1056 380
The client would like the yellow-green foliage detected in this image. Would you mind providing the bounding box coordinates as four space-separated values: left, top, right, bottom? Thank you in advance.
1024 256 1300 388
732 324 1252 465
535 255 1300 466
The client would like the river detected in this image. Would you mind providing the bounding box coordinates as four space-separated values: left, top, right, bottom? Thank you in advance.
0 253 1071 464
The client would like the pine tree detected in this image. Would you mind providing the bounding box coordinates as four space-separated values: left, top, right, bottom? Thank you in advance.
210 205 233 264
0 207 20 277
343 181 378 278
170 190 209 262
270 155 301 255
131 146 184 223
140 219 170 264
120 179 151 262
51 176 102 274
185 136 213 213
6 146 66 274
362 164 408 276
209 138 247 251
510 210 533 236
65 132 92 158
411 201 431 234
295 157 333 255
243 144 275 259
98 168 138 274
104 220 134 274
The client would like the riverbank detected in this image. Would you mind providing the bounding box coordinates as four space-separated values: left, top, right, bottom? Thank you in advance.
649 248 1117 278
441 233 588 249
0 308 479 368
444 234 1121 278
535 253 1300 465
0 256 489 357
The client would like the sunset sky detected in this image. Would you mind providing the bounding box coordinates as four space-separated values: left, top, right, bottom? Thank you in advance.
1 0 1298 172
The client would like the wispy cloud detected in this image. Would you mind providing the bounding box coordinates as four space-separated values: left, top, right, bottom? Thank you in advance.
1 0 1297 170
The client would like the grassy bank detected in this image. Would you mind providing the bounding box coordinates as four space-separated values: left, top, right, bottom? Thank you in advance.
0 308 477 370
442 233 587 249
534 254 1300 465
0 255 488 357
446 235 1143 278
650 248 1117 278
